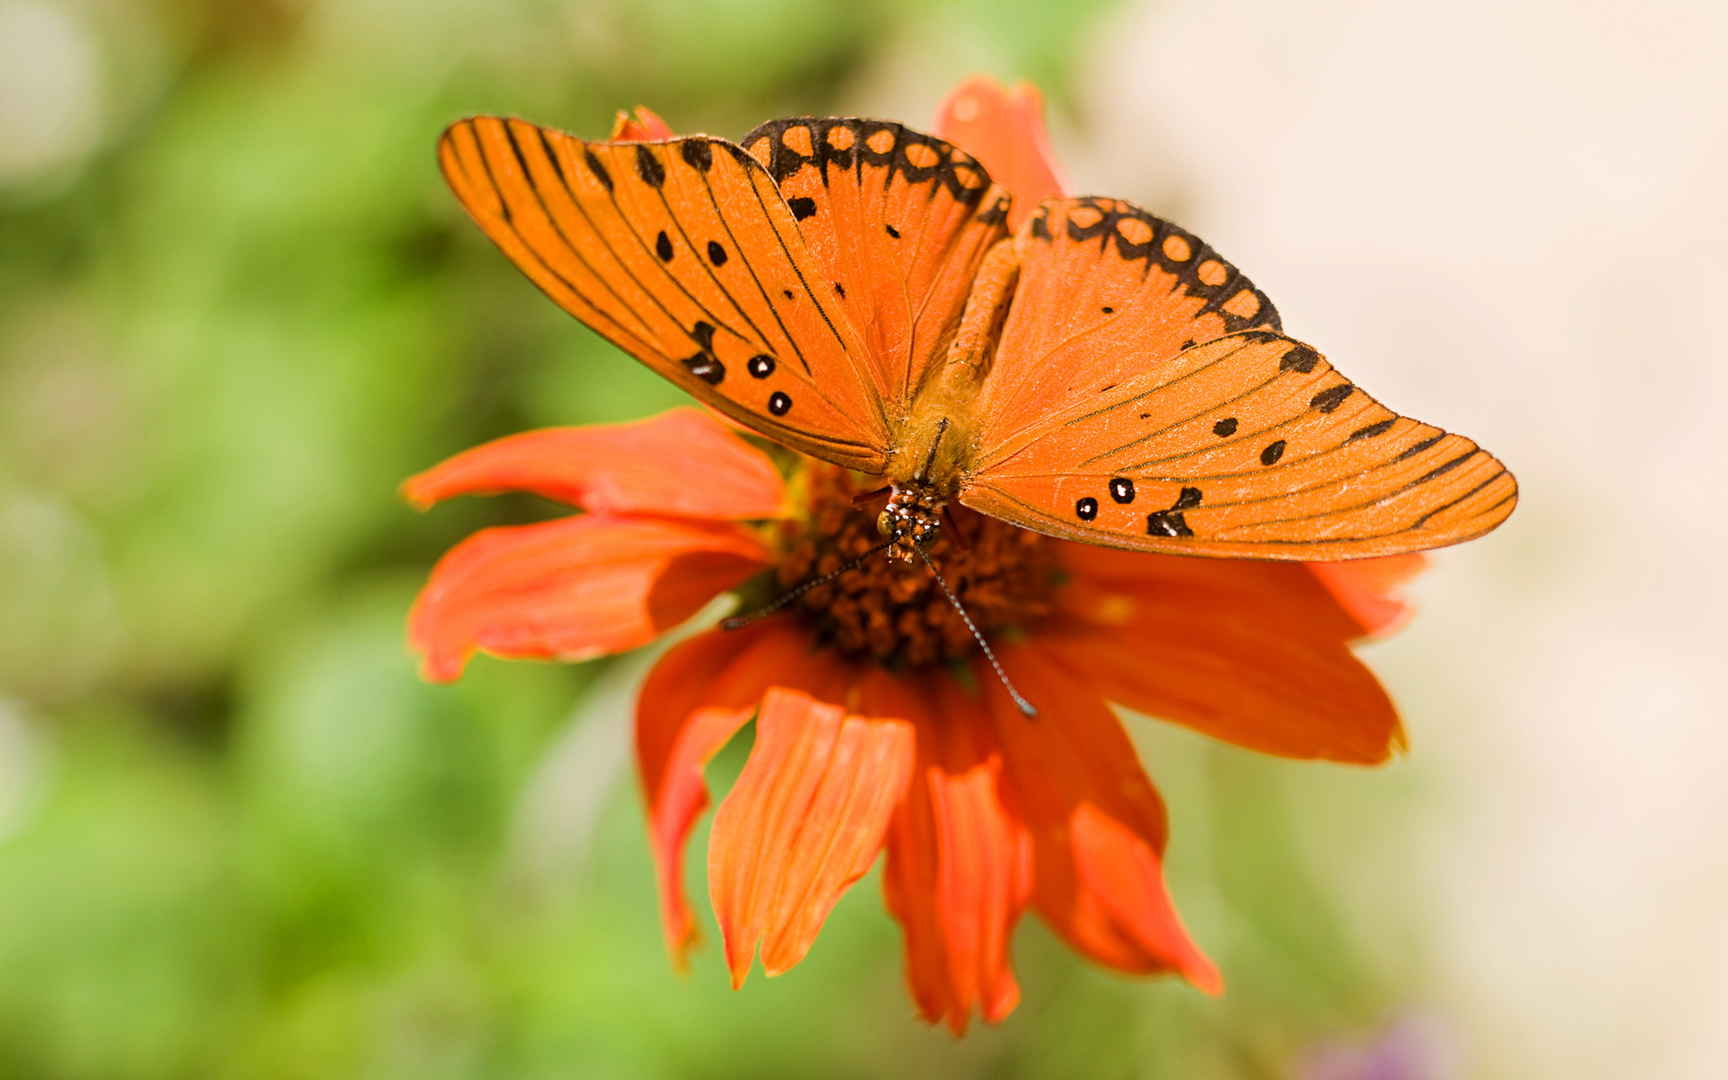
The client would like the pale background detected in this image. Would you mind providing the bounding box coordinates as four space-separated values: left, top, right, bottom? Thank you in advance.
1 0 1722 1077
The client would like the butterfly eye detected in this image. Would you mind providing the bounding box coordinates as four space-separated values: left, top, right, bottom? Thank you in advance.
876 509 896 538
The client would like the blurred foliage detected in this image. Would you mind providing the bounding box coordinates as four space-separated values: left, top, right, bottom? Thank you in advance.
0 1 1419 1076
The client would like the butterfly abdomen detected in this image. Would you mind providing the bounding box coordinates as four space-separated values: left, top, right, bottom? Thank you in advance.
892 238 1021 492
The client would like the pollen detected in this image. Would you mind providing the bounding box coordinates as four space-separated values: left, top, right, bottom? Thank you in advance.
765 466 1059 667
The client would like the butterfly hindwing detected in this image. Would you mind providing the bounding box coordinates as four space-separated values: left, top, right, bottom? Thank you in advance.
741 118 1012 412
438 116 891 472
963 330 1517 559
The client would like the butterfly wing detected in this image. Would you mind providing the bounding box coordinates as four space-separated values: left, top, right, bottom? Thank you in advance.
740 118 1012 413
438 116 891 473
962 200 1516 559
970 197 1281 452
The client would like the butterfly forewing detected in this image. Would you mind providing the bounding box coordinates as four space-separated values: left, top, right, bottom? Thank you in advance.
741 118 1012 412
964 331 1517 559
438 116 891 472
973 197 1280 451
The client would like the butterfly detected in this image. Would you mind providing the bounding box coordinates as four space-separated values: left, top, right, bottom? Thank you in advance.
436 114 1516 561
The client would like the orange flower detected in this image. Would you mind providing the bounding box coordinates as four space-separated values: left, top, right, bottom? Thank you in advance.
406 78 1421 1034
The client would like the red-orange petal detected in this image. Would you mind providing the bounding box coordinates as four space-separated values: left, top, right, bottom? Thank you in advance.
401 407 785 520
609 105 675 141
1054 545 1404 764
982 645 1220 992
875 669 1032 1035
933 76 1066 230
708 687 915 987
409 515 768 682
1305 554 1428 638
634 622 853 966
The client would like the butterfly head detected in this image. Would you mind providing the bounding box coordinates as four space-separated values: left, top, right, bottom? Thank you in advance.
876 484 944 561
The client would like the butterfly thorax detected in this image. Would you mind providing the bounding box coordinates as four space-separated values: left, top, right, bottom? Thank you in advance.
882 237 1021 507
878 374 990 560
880 389 981 559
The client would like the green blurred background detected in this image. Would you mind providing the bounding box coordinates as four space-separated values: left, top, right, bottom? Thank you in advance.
4 1 1724 1077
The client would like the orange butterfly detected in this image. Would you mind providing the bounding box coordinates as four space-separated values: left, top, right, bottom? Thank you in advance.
437 115 1515 562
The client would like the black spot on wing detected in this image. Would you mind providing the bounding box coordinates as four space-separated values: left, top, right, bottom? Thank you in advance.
1310 384 1355 413
1146 510 1193 537
1348 418 1395 442
1397 433 1445 461
1145 486 1202 537
679 139 713 172
634 144 666 187
739 117 995 205
682 353 724 385
583 149 613 191
1038 198 1281 334
1279 345 1320 373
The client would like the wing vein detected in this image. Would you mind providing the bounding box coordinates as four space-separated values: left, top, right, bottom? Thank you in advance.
460 124 661 357
1212 450 1486 536
501 122 667 343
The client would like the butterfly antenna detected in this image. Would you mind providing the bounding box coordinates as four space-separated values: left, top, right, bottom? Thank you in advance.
721 540 895 631
914 545 1037 718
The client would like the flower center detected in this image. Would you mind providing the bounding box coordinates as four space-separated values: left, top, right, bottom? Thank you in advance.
762 465 1060 667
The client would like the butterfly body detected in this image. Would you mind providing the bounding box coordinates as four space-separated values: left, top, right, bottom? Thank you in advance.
885 236 1018 494
438 114 1516 561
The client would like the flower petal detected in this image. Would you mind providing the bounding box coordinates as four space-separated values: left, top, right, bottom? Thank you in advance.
982 645 1220 991
402 407 785 520
635 623 852 966
933 76 1066 229
1056 546 1404 763
708 687 915 987
875 670 1032 1035
609 105 675 141
1306 554 1428 638
410 515 768 681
